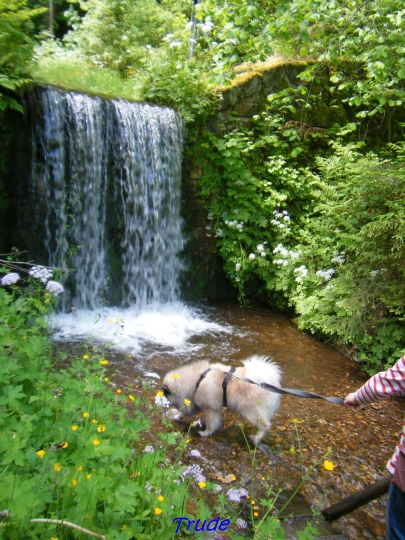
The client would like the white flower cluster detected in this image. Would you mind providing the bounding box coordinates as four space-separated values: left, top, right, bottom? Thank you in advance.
236 518 248 529
226 488 249 503
235 263 241 272
370 268 387 277
46 280 64 296
29 266 53 283
183 464 206 483
1 273 20 286
256 243 267 257
215 228 223 238
294 265 309 283
224 219 244 232
331 251 346 265
189 449 202 459
249 253 256 260
169 41 182 48
143 445 154 453
155 394 170 408
272 243 301 266
271 209 290 229
316 269 335 281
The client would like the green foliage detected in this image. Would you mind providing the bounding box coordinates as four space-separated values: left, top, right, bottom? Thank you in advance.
0 0 46 112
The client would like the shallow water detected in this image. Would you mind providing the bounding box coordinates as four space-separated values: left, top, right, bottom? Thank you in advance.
56 300 405 539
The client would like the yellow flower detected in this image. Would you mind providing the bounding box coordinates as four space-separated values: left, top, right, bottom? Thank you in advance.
53 463 62 472
83 412 89 418
86 474 92 479
61 442 68 449
154 508 162 515
121 525 127 531
93 439 101 446
71 479 77 486
324 460 335 471
173 374 180 379
108 318 113 323
186 439 190 444
127 354 132 358
254 506 259 510
158 495 164 502
251 500 256 505
82 354 89 359
116 389 122 394
116 318 121 323
104 377 109 381
218 476 223 481
97 424 106 432
51 537 58 540
128 395 134 401
254 512 259 517
99 360 108 365
91 419 98 424
36 450 45 458
71 425 78 431
156 391 164 397
198 481 206 489
184 399 191 406
75 465 83 471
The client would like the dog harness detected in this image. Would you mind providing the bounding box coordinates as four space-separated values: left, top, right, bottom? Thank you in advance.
193 367 236 407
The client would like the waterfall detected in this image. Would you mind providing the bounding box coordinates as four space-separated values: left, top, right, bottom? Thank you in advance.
35 87 184 310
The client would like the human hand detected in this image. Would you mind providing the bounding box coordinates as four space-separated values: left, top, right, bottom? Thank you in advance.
344 392 360 408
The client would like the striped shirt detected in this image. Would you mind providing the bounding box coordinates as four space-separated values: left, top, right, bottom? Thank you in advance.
353 356 405 474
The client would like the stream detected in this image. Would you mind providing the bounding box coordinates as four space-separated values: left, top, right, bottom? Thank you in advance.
54 299 405 539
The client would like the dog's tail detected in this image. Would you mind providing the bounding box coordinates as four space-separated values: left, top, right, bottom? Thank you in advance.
242 355 282 386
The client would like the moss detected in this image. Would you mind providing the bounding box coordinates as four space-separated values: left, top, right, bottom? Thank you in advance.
218 58 310 93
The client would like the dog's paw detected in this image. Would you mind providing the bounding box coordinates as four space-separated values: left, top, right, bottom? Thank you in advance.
198 429 212 437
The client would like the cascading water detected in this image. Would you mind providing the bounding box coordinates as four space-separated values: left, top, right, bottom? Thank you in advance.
36 87 184 310
33 86 228 353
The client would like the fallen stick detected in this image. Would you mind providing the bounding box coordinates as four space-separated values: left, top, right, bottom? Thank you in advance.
321 475 392 522
30 519 106 539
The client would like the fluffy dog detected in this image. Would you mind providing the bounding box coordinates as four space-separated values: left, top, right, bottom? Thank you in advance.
161 355 281 445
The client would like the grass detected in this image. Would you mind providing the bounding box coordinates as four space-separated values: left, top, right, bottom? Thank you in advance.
32 57 143 102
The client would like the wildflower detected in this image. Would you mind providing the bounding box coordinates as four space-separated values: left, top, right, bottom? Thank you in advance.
121 525 127 531
198 481 206 489
87 474 92 479
254 512 259 517
173 374 180 379
46 281 64 296
91 419 98 424
61 442 68 449
186 439 190 444
249 253 256 260
235 263 241 272
226 488 249 503
184 399 191 406
99 360 108 365
251 500 256 505
1 273 20 286
82 355 89 359
104 377 109 381
324 460 335 471
127 354 132 358
71 479 77 486
29 266 52 283
316 268 335 281
76 465 83 471
128 395 134 401
97 424 106 432
214 484 222 492
144 445 154 453
36 450 45 458
158 495 164 502
83 412 89 418
236 518 248 529
108 318 113 322
190 449 202 459
53 463 62 472
71 425 78 431
116 389 122 394
169 41 182 48
145 482 153 491
257 244 264 253
191 419 203 428
51 537 58 540
155 394 170 408
154 507 163 514
183 464 206 482
93 439 101 446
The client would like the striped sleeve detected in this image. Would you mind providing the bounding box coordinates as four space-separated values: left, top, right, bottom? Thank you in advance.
354 356 405 405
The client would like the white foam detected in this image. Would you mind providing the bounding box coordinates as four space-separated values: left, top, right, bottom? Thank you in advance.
50 302 231 353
